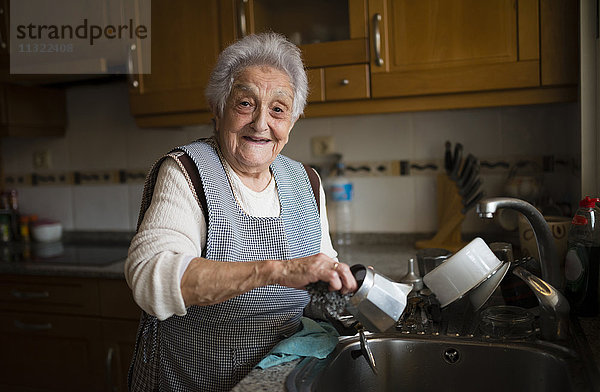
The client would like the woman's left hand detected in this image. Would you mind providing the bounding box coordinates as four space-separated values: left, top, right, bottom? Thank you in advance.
273 253 358 294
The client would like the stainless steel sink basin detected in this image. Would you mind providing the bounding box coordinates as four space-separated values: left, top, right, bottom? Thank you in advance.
286 334 598 392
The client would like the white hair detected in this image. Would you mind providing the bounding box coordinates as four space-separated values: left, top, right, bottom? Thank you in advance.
205 32 308 122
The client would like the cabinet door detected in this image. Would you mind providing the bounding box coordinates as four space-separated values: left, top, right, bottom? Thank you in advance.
368 0 540 98
103 320 139 392
233 0 369 68
0 0 8 68
99 279 141 320
540 0 578 86
0 312 104 392
129 0 221 125
0 84 66 137
0 274 99 315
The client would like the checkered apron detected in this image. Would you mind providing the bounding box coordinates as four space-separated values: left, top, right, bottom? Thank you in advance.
128 138 321 391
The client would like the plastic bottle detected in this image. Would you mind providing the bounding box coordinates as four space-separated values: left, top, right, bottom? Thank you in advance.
329 162 353 248
564 196 600 316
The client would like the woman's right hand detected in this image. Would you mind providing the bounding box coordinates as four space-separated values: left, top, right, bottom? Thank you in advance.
273 253 358 295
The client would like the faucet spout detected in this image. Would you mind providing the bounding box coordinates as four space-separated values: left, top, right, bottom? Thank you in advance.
512 266 570 340
476 197 563 291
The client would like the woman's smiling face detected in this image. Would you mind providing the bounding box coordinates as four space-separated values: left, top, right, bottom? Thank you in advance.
215 65 296 176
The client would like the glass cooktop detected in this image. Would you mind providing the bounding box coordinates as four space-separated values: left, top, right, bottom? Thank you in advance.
0 242 129 266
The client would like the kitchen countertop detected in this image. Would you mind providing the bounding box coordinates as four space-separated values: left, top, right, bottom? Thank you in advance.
0 240 130 279
1 234 598 390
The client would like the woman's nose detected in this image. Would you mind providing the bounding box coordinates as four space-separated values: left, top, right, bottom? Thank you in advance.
252 106 269 132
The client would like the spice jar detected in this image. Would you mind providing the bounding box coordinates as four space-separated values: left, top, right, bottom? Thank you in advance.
0 214 11 242
19 215 31 242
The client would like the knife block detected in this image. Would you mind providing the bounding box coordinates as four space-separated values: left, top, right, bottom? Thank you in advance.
415 173 467 253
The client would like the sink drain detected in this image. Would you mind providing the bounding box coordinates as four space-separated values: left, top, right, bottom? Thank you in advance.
443 348 460 364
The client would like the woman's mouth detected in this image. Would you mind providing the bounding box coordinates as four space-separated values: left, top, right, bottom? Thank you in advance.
243 136 271 144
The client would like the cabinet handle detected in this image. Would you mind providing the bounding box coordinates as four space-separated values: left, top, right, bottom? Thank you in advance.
0 8 6 49
373 13 384 66
340 79 350 86
106 346 117 391
238 0 248 37
11 289 50 299
128 43 139 88
14 320 52 331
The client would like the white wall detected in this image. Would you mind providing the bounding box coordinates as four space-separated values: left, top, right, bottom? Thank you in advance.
580 0 600 197
1 82 579 233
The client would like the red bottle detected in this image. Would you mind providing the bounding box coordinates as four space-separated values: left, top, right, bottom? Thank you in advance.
565 196 600 316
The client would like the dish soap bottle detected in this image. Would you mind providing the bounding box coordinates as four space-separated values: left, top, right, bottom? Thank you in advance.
565 196 600 316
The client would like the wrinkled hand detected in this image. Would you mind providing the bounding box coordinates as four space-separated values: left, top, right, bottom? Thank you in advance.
275 253 357 294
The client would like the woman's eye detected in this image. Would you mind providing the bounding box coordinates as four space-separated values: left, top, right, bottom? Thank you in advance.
273 107 283 113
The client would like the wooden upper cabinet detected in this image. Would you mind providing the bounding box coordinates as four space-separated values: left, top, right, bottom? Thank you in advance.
231 0 369 68
130 0 578 124
0 84 66 137
226 0 371 103
368 0 540 98
540 0 579 86
129 0 222 127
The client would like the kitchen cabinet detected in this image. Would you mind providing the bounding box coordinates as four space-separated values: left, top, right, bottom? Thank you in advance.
102 319 139 392
99 280 140 392
0 0 136 85
0 84 66 137
307 65 371 103
368 0 540 97
131 0 578 126
128 0 222 127
307 0 578 117
227 0 369 68
0 0 8 69
0 311 105 392
226 0 370 104
0 275 140 392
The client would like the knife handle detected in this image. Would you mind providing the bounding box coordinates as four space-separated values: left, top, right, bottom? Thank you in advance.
450 143 463 180
444 141 452 174
458 154 475 182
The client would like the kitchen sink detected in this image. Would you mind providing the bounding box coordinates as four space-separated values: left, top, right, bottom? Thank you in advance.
286 333 599 392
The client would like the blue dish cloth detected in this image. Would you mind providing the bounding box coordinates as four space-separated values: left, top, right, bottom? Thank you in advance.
255 317 339 369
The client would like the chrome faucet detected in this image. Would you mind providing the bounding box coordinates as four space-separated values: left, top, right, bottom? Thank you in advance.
512 266 570 340
476 197 569 340
476 197 563 291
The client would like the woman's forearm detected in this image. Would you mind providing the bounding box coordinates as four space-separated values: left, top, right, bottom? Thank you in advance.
180 253 357 308
180 257 277 307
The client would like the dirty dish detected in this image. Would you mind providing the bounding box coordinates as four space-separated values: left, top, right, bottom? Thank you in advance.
479 305 535 340
423 237 502 307
416 248 452 276
469 262 511 311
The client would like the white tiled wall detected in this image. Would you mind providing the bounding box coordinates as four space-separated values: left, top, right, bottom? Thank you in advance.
0 81 580 233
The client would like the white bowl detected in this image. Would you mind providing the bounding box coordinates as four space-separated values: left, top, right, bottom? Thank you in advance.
423 237 502 307
31 221 63 243
469 262 510 311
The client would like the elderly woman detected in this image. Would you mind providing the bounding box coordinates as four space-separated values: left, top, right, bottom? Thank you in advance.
125 33 357 391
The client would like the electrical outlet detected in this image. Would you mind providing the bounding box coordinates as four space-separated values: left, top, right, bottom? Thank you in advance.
311 136 334 156
33 150 51 169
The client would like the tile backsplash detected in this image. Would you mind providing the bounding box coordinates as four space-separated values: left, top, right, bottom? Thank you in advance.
1 82 580 234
